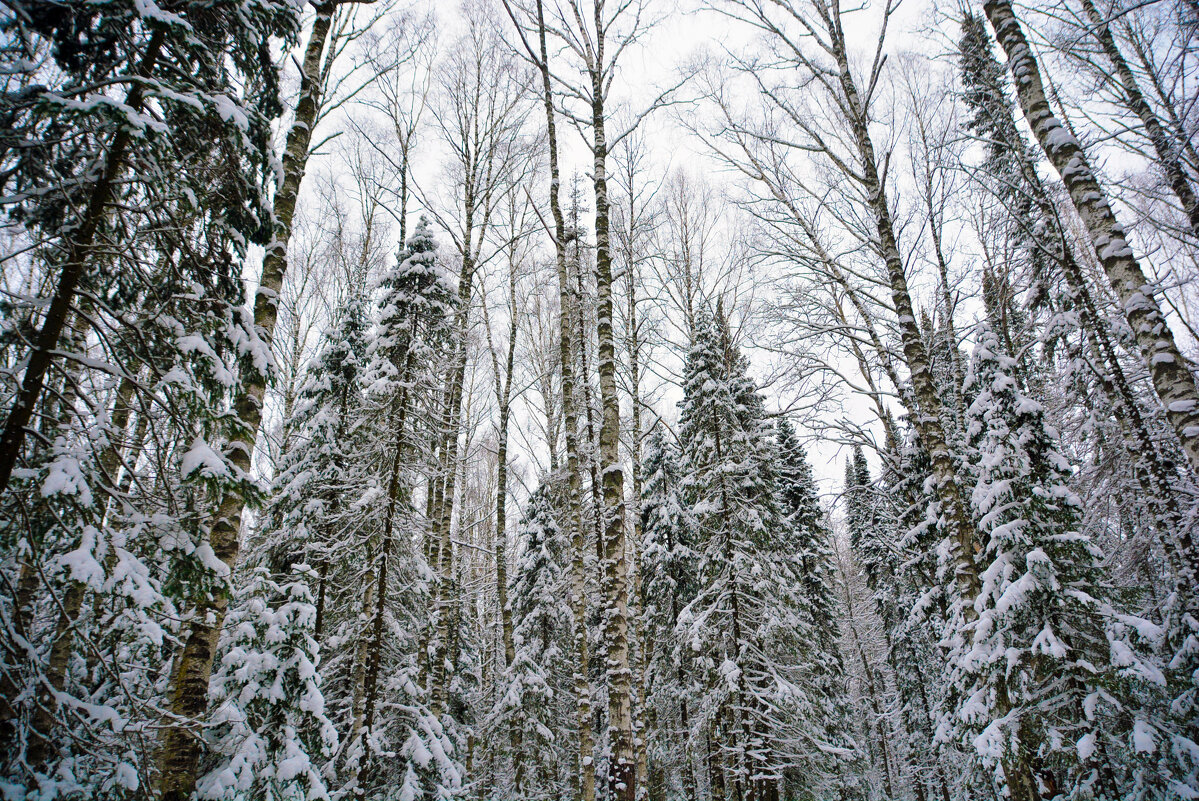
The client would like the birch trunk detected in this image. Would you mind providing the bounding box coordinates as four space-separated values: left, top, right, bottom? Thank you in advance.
155 6 336 796
574 262 609 572
1125 29 1199 180
985 0 1199 478
974 14 1199 608
483 245 520 776
588 20 636 800
625 251 648 799
528 1 595 796
429 260 472 717
831 15 982 612
495 406 515 670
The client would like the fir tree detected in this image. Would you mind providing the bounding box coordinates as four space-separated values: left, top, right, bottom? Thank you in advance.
494 484 573 799
200 292 371 798
639 426 699 798
857 433 963 801
774 419 862 798
676 307 834 800
198 566 338 801
948 324 1185 800
344 215 460 799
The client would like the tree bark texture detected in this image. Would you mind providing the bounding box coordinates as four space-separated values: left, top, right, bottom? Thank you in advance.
831 16 982 613
532 2 595 796
588 19 636 801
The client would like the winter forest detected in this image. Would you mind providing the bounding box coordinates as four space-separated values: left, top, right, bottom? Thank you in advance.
3 0 1199 798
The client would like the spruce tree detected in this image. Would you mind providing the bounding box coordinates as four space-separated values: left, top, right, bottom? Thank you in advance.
0 0 300 493
639 426 699 798
949 324 1183 799
199 292 371 798
845 442 962 801
774 419 862 798
494 484 573 799
676 307 842 800
345 215 460 799
198 566 338 801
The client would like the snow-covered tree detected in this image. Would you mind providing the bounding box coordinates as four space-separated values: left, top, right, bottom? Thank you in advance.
947 324 1189 800
639 426 699 798
676 306 851 799
199 566 338 801
492 484 572 799
774 419 862 797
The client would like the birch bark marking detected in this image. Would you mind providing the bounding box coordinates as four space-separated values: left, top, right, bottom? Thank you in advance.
430 249 473 717
984 0 1199 476
586 4 637 796
482 228 521 772
156 6 338 798
527 0 596 795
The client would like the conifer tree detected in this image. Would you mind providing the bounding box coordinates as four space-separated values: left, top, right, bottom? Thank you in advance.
198 566 338 801
948 324 1185 800
346 215 460 798
846 443 958 801
677 307 847 800
959 14 1199 746
982 0 1199 478
494 484 573 799
202 291 370 799
0 0 301 493
774 419 864 799
639 426 699 798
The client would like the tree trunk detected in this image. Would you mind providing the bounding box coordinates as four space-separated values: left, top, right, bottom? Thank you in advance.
994 679 1039 801
429 242 473 719
626 255 648 799
346 578 375 788
588 21 636 800
708 721 726 801
985 0 1199 480
495 407 514 670
155 6 336 797
0 557 40 744
978 23 1199 618
1124 27 1199 181
362 378 414 757
711 425 756 801
485 263 520 776
528 1 595 797
832 18 982 612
